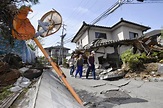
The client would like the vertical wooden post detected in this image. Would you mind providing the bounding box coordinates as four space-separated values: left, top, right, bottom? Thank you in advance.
33 38 83 105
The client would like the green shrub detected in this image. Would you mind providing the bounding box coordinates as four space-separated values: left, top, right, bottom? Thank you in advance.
158 51 163 60
147 51 163 63
121 50 146 71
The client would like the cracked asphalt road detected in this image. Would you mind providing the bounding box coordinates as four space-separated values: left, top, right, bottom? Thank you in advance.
62 68 163 108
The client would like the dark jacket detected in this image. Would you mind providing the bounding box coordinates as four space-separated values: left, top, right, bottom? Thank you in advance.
76 58 84 66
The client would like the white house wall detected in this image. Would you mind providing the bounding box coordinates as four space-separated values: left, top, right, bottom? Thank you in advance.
122 26 143 39
94 48 104 66
81 32 89 47
94 46 114 66
111 26 143 40
112 27 124 40
89 28 112 42
76 30 89 48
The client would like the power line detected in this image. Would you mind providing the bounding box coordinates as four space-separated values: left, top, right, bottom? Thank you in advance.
90 0 163 25
63 0 163 45
133 0 163 3
91 0 125 25
64 0 93 23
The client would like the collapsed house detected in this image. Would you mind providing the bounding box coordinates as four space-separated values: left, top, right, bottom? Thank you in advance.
71 18 162 69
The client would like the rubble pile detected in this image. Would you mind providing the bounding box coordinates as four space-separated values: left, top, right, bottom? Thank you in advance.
0 53 44 86
97 68 126 80
0 53 44 106
83 62 163 81
125 63 163 82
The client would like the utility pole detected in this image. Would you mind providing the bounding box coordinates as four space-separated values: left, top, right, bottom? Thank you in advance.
60 24 66 65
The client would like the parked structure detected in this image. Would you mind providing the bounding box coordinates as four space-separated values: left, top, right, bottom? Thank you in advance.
71 18 150 69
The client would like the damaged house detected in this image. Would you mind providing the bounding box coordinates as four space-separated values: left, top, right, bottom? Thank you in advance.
144 29 163 48
71 18 151 69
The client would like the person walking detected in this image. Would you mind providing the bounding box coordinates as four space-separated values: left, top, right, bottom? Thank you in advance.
86 51 96 80
68 55 75 77
75 54 84 78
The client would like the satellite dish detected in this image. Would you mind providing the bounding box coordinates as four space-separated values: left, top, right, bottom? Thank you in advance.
37 10 62 37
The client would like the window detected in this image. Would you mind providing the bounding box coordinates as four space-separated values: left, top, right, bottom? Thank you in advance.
129 32 138 39
95 32 107 39
56 49 59 52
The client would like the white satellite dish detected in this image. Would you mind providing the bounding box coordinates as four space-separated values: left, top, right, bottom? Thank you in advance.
37 9 62 37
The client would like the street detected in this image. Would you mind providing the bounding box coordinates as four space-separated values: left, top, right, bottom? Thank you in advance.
61 68 163 108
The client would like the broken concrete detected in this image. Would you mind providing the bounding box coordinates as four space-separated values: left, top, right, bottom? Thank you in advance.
99 70 126 80
157 63 163 74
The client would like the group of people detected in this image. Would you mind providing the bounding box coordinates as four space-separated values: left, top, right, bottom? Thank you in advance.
68 51 96 80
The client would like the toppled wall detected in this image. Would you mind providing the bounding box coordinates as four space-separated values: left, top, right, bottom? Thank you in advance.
0 35 36 64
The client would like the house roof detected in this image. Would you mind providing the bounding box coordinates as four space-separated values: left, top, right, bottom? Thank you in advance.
144 29 162 38
82 38 136 50
111 18 150 31
44 46 70 50
71 22 111 43
71 18 151 43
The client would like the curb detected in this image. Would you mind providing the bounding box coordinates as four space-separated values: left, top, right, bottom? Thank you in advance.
32 74 43 108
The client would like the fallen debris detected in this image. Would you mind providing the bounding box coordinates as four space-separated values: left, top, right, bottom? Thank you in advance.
100 88 120 94
23 69 43 80
0 53 44 107
10 77 31 92
99 69 126 81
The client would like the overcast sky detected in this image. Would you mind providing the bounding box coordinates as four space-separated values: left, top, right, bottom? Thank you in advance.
28 0 163 55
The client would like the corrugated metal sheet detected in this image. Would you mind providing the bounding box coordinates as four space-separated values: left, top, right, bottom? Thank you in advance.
35 70 83 108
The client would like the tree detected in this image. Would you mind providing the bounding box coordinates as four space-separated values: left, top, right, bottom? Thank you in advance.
0 0 39 43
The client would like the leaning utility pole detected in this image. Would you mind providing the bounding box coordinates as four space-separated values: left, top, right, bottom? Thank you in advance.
60 24 66 65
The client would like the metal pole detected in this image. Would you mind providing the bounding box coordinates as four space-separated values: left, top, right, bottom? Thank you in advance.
60 24 66 65
33 38 83 105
